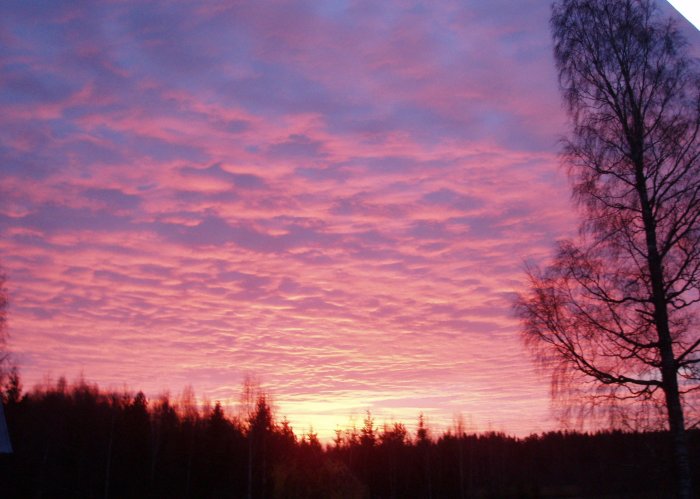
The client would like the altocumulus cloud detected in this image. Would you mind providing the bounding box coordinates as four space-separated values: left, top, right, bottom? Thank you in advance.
2 0 696 439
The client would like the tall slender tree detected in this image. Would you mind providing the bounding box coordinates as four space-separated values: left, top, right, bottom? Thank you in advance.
0 270 11 454
516 1 700 497
0 271 7 369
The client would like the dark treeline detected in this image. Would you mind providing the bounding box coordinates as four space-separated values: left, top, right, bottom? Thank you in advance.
1 375 699 498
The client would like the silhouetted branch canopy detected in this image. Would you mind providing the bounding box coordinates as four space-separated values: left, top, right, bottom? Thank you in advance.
518 0 700 434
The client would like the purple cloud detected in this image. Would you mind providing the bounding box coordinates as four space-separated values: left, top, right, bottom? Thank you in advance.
6 0 693 440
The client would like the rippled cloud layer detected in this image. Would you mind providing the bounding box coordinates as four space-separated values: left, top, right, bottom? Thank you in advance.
4 0 691 438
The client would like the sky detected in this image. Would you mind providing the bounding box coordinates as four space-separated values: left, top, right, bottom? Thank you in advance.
668 0 700 30
0 1 697 440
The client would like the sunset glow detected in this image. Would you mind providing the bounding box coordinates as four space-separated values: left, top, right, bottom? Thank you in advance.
1 1 697 440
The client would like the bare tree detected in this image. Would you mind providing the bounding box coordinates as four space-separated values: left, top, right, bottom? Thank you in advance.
0 270 12 454
0 271 10 384
0 272 6 368
516 1 700 497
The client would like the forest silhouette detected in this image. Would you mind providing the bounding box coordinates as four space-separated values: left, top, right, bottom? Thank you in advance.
2 374 700 498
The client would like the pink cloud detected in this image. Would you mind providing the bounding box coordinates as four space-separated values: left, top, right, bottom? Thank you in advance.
0 0 595 440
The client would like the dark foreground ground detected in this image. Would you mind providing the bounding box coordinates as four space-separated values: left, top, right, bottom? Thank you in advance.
1 378 699 498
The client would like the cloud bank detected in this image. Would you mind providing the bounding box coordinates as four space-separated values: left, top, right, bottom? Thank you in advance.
8 0 693 438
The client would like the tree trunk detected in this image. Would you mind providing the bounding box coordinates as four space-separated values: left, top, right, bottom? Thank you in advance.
637 164 693 499
247 430 253 499
104 409 116 499
661 365 693 499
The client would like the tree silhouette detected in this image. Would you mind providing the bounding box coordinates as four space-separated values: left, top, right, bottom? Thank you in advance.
416 414 433 499
2 374 700 497
0 271 7 367
0 272 11 454
516 1 700 497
